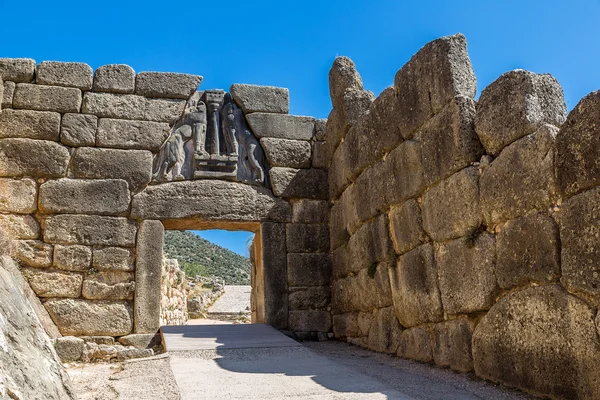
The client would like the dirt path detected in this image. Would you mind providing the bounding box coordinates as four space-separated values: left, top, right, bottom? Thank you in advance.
208 285 251 316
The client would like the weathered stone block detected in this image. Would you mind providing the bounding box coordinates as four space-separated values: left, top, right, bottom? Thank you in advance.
332 313 359 338
389 243 443 327
93 64 135 94
0 177 37 213
389 199 429 255
269 167 328 200
329 184 359 250
394 34 476 137
36 62 93 90
135 72 202 99
367 306 403 354
0 138 70 178
22 268 82 298
322 107 347 155
118 333 161 349
421 167 481 242
0 109 60 140
134 221 163 333
289 287 330 309
70 147 152 192
475 70 566 156
314 118 327 141
261 222 288 329
496 212 560 289
247 113 315 140
0 58 35 82
289 310 331 332
93 247 134 272
13 83 82 113
82 92 186 123
480 125 558 226
86 270 133 285
329 56 364 110
433 318 475 372
311 140 329 169
53 245 92 272
0 214 39 239
44 215 137 247
261 138 311 168
44 298 133 336
286 223 329 253
331 263 393 314
2 80 15 108
435 233 498 314
82 280 134 301
60 113 97 147
230 84 289 114
131 180 291 222
54 337 84 363
14 240 53 267
397 326 433 363
39 179 130 216
328 138 352 200
473 285 600 399
291 199 328 224
287 253 331 286
96 118 170 151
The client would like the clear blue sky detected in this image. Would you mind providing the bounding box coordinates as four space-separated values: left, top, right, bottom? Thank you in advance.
2 0 599 255
192 230 254 257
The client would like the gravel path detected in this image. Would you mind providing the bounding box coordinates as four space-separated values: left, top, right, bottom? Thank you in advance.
208 285 251 315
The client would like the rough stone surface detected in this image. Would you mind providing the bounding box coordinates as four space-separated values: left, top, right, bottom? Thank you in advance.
82 279 135 301
292 199 328 224
331 265 392 314
287 253 331 286
473 285 600 399
135 220 163 333
93 64 135 94
135 72 202 99
289 287 330 309
261 138 312 168
0 138 70 178
421 167 481 242
433 318 475 372
389 199 429 255
0 177 37 213
247 113 315 140
97 118 170 151
131 180 291 222
36 62 93 90
14 240 53 267
289 310 332 332
60 113 97 147
311 140 329 169
329 184 360 249
261 223 289 329
475 69 566 156
435 233 498 315
367 306 402 354
0 58 36 82
22 268 83 298
93 247 135 272
44 215 137 247
53 245 92 272
397 326 433 363
70 147 152 192
230 84 289 114
82 92 186 123
39 179 131 216
332 313 359 338
118 333 161 349
2 80 15 108
44 298 133 336
389 243 443 328
54 336 84 363
269 167 328 200
496 212 560 289
286 223 330 253
329 56 364 110
13 83 82 113
480 125 558 225
394 34 476 137
0 214 39 239
0 109 60 140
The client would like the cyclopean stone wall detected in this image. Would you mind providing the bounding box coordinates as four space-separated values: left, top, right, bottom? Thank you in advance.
0 59 330 340
325 34 600 399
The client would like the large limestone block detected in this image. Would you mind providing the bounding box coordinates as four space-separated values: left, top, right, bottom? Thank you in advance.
556 91 600 197
269 167 328 200
560 187 600 300
230 84 289 114
247 113 315 140
54 245 92 272
332 313 359 338
44 298 134 336
329 56 363 110
70 147 152 192
36 61 93 90
289 310 331 332
418 96 483 186
473 285 600 399
60 113 97 147
394 34 476 137
329 184 360 250
134 221 163 333
0 214 39 239
291 199 328 224
54 337 84 363
44 215 137 247
287 253 331 286
39 179 131 215
13 83 82 113
367 306 403 354
0 138 70 178
261 137 312 168
289 287 330 310
135 72 202 99
286 223 329 253
311 140 329 169
82 280 134 301
131 180 291 222
82 92 186 123
92 247 135 272
389 199 429 256
496 212 560 289
14 240 53 267
397 326 433 363
433 318 475 372
0 177 37 213
96 118 170 151
0 109 60 140
389 243 443 327
421 167 481 242
21 268 83 298
328 138 352 200
480 125 558 226
322 107 348 158
93 64 135 94
2 80 15 108
435 233 498 314
475 70 566 156
0 58 35 82
331 264 393 314
261 223 288 329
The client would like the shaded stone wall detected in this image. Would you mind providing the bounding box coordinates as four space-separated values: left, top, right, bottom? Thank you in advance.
325 34 600 399
160 258 188 326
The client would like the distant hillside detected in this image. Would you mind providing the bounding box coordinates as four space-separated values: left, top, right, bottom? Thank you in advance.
163 230 251 285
